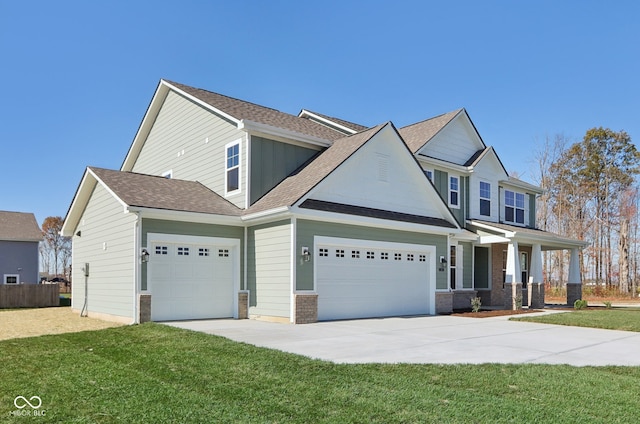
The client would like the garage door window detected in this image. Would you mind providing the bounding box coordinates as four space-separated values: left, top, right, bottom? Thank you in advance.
319 248 328 257
218 249 229 257
155 246 168 255
381 252 389 260
335 249 344 258
394 253 402 260
407 254 414 261
177 247 190 256
351 250 360 258
367 251 375 259
198 248 210 256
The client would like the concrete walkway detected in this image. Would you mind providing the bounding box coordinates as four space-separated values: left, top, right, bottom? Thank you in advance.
165 311 640 366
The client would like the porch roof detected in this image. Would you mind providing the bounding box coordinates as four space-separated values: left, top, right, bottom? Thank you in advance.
468 220 588 250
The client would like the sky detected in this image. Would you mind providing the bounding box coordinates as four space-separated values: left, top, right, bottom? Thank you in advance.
1 0 639 227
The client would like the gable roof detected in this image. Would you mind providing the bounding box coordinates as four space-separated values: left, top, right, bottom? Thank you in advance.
298 109 369 134
245 124 387 216
0 211 42 242
398 109 462 153
164 80 348 142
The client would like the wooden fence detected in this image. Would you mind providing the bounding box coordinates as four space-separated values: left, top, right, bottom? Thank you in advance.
0 284 59 308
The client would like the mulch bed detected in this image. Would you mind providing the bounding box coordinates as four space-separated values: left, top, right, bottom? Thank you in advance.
450 309 544 318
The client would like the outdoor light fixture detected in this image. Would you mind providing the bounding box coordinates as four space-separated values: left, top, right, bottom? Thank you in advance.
439 256 447 265
141 249 150 263
301 246 311 262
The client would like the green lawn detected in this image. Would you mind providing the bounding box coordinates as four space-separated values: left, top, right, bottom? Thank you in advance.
513 308 640 332
1 324 639 423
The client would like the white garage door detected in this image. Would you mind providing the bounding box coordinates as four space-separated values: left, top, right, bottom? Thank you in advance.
315 237 435 321
149 236 236 321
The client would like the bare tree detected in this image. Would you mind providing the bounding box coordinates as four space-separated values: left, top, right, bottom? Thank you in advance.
41 216 71 277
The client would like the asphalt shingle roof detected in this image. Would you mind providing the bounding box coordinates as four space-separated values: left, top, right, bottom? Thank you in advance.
90 167 242 216
165 80 348 142
0 211 42 241
301 109 369 133
398 109 461 153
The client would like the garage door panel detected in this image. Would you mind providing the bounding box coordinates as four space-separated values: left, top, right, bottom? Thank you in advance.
316 238 432 321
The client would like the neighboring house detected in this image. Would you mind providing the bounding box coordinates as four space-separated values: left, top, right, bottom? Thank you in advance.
0 211 42 285
61 79 586 324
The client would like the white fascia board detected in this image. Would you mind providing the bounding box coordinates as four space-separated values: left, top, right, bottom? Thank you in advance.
452 230 479 242
61 171 96 236
417 156 472 174
500 178 543 194
241 206 291 224
468 220 515 238
238 119 332 148
128 207 243 226
162 80 240 125
292 206 462 237
478 234 511 244
298 110 357 135
88 168 130 212
516 233 589 249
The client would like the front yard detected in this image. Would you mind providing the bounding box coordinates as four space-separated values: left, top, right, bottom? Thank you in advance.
2 323 639 423
512 307 640 332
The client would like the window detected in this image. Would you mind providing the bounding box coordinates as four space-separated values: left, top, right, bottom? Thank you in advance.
177 247 189 256
480 181 491 216
424 169 433 182
218 249 229 257
319 248 329 257
366 251 375 259
162 170 172 179
380 252 389 260
198 248 210 257
155 246 168 255
449 245 457 290
225 142 240 194
407 254 414 261
335 249 345 258
4 275 19 284
351 250 360 259
521 252 528 288
419 254 426 262
394 253 402 261
449 176 459 208
502 250 507 288
505 190 525 224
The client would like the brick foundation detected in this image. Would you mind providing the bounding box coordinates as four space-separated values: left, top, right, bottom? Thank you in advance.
566 283 582 306
238 291 249 319
436 292 453 314
138 294 151 323
528 283 545 309
453 291 479 310
294 293 318 324
504 283 523 310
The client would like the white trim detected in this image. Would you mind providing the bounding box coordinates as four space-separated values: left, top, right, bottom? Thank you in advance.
239 119 332 148
132 212 141 324
224 139 242 197
3 274 19 284
162 80 240 125
129 207 243 226
245 134 251 208
448 175 460 209
298 109 358 135
161 169 173 179
479 180 491 217
290 217 297 323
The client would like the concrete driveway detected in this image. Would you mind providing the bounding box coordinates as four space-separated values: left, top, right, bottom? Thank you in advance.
165 312 640 366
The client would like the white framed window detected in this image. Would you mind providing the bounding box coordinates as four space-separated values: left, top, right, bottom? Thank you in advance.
450 244 463 290
162 170 173 179
225 140 241 195
521 252 529 288
449 176 460 208
505 190 525 224
479 181 491 217
4 274 19 284
424 169 433 182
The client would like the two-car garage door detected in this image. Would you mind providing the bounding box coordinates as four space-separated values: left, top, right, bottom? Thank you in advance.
148 234 237 321
315 237 435 321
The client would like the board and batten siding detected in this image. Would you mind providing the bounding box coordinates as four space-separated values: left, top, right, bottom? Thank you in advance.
247 220 292 318
131 90 248 208
250 136 319 205
434 170 465 225
71 184 137 319
296 219 449 290
461 241 473 289
140 219 244 291
0 241 39 284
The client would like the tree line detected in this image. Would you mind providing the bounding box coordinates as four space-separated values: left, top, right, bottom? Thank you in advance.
534 127 639 296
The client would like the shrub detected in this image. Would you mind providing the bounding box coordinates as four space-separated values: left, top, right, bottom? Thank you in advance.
513 294 523 310
603 301 612 309
470 297 482 313
574 299 588 310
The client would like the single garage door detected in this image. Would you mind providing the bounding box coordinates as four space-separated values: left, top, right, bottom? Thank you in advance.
149 236 236 321
315 236 435 321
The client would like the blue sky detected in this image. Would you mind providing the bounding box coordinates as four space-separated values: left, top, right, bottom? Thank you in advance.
1 0 638 226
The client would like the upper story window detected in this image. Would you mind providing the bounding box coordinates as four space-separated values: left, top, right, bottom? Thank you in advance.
225 141 241 194
505 190 525 224
449 176 459 208
424 169 433 182
479 181 491 216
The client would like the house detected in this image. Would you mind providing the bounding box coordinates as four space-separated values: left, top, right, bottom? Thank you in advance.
0 211 42 285
61 80 586 324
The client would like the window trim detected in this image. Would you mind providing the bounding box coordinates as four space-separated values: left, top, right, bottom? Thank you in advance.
479 181 491 217
449 175 460 209
4 274 19 284
225 140 242 196
423 169 434 183
504 189 525 225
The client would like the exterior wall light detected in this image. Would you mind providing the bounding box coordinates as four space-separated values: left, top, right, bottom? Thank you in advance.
141 249 150 263
301 246 311 262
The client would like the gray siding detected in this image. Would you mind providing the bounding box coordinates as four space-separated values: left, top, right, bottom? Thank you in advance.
141 219 244 291
434 170 465 225
461 241 473 289
0 241 39 284
250 136 319 204
529 193 536 228
71 184 137 319
131 90 247 208
247 220 291 318
296 220 449 290
434 169 448 200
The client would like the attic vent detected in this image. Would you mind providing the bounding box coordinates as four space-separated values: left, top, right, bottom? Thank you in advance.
377 154 389 182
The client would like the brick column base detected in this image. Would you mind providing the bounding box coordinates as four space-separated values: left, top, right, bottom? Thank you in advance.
436 292 453 314
566 283 582 306
528 283 545 309
138 294 151 323
504 283 523 310
237 291 249 319
294 293 318 324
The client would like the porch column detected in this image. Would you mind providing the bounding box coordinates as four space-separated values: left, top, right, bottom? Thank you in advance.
528 244 545 309
567 248 582 306
504 241 522 310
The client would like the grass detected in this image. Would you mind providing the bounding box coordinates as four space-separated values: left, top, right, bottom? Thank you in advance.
512 308 640 332
1 324 639 423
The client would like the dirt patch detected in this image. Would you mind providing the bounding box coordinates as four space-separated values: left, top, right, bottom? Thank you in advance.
0 307 124 341
451 309 544 318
